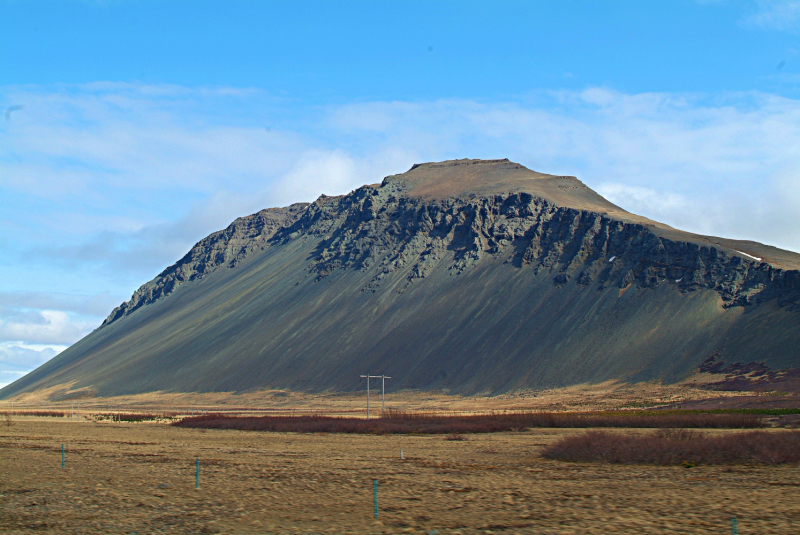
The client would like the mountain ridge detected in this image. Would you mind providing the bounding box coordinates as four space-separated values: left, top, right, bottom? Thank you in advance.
102 158 800 328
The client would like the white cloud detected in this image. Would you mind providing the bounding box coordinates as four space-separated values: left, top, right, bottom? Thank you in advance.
0 342 65 369
0 291 119 317
0 310 96 345
596 184 691 222
0 342 66 389
0 84 304 204
0 291 112 388
268 150 361 206
268 149 416 207
743 1 800 32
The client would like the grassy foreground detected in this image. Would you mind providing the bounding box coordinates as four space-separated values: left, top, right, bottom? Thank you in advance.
4 419 800 533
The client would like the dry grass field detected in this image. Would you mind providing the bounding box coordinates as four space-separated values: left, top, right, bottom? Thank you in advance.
2 417 800 534
1 379 764 417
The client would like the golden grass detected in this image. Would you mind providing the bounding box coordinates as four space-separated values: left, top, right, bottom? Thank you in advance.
2 419 800 533
2 378 753 417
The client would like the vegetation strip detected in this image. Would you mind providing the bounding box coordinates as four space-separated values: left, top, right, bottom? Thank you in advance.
542 430 800 465
172 411 765 434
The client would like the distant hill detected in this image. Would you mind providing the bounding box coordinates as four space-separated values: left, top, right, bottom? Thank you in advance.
3 158 800 399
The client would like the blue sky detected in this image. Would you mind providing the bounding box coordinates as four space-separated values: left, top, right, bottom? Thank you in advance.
2 0 800 388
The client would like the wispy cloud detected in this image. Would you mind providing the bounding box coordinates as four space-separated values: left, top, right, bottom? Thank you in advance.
0 342 66 389
743 0 800 32
0 83 367 280
0 310 96 345
0 291 119 317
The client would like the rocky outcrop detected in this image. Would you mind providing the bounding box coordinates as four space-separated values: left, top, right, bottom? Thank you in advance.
104 174 800 327
102 203 308 325
278 186 800 308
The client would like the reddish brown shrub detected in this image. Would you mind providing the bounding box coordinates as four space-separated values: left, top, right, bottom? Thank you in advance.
172 411 764 434
1 410 67 418
542 430 800 465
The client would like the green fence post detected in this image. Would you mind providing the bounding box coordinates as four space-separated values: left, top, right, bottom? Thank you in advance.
731 517 738 535
373 479 378 518
196 458 199 489
61 444 64 468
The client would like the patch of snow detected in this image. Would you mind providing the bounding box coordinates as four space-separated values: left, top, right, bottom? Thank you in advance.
675 278 682 283
733 250 762 262
608 256 616 262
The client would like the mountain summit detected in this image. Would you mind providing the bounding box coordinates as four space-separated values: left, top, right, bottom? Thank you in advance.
3 159 800 399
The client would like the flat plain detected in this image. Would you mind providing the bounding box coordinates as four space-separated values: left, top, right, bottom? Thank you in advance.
3 378 755 415
2 417 800 534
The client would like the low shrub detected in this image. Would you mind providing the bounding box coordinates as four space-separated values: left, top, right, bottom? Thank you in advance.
172 410 764 434
0 410 67 418
542 430 800 465
117 412 176 422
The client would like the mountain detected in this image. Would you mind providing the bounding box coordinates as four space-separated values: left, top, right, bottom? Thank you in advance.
3 158 800 399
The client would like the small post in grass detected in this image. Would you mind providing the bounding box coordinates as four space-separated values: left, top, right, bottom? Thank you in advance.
731 517 738 535
195 458 200 489
61 444 64 468
373 479 378 518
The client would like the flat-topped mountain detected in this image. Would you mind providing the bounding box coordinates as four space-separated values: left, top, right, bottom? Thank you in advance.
3 159 800 399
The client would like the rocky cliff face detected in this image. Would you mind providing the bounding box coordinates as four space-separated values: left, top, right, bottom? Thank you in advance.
298 186 800 308
105 172 800 328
